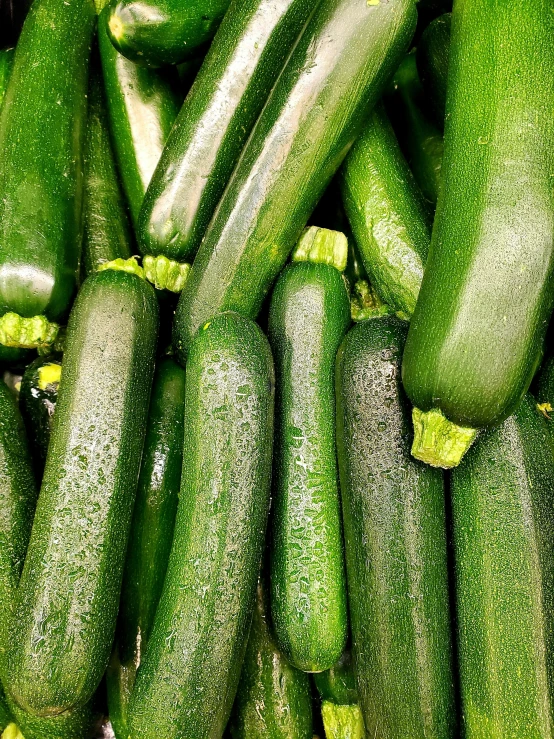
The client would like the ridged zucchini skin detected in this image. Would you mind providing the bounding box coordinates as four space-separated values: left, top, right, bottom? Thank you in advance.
6 270 159 717
0 0 95 323
107 0 230 67
172 0 417 362
335 317 456 738
138 0 315 263
128 312 274 739
340 103 430 318
228 580 313 739
98 8 181 229
402 0 554 435
107 357 186 739
416 13 450 127
268 262 349 673
0 48 14 109
451 394 554 738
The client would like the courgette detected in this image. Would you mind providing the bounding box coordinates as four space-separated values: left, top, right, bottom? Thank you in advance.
416 13 450 127
0 48 13 109
128 312 274 739
172 0 416 362
5 697 97 739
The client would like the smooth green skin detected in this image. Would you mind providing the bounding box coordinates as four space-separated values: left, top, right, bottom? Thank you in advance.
6 697 96 739
0 0 94 323
268 262 349 673
6 270 158 718
402 0 554 431
107 357 186 739
451 395 554 738
138 0 315 264
98 8 181 229
228 581 313 739
83 65 133 277
172 0 417 363
0 48 14 109
335 317 456 739
313 651 358 706
416 13 450 127
341 103 430 318
128 313 274 739
107 0 229 67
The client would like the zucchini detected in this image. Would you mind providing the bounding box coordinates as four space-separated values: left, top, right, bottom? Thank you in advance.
0 48 14 109
0 0 95 335
98 8 181 230
314 651 366 739
335 317 456 738
268 229 350 673
106 0 230 67
172 0 417 362
138 0 316 266
6 269 158 717
340 103 431 318
416 13 450 127
402 0 554 469
128 312 274 739
451 394 554 738
107 356 186 739
5 697 97 739
228 580 313 739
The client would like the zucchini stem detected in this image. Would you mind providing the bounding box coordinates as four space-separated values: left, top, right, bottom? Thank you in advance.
411 407 478 469
143 255 191 293
0 313 59 349
321 702 366 739
292 226 348 272
1 724 23 739
98 256 145 279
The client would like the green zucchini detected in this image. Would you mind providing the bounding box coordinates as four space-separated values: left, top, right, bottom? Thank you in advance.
335 317 456 738
172 0 417 362
128 312 274 739
268 231 350 673
5 698 97 739
107 356 186 739
314 651 366 739
0 48 14 109
340 103 431 318
106 0 230 67
402 0 554 469
0 0 95 335
228 580 313 739
451 394 554 738
416 13 450 127
6 269 158 717
138 0 315 265
98 7 181 230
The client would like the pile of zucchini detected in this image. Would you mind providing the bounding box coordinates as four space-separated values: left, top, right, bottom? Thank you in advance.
0 0 554 736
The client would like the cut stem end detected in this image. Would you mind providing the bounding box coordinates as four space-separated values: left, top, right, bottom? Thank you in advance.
411 407 478 469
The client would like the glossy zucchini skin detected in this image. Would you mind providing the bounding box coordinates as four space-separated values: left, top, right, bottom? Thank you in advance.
0 0 94 322
172 0 417 362
228 580 313 739
416 13 450 127
341 103 430 318
451 394 554 738
6 270 158 717
269 262 349 673
107 357 186 739
402 0 554 433
128 312 274 739
335 317 456 738
138 0 315 263
0 47 14 109
98 8 181 229
107 0 230 67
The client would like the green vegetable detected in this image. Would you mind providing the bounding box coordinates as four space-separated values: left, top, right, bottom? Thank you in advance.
416 13 450 127
402 0 554 468
0 48 14 109
172 0 417 362
6 270 158 717
128 312 274 739
5 697 97 739
336 317 456 738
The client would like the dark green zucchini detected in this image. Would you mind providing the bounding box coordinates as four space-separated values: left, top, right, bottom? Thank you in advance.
451 394 554 738
228 580 313 739
402 0 554 469
172 0 416 362
138 0 315 265
340 103 430 318
0 47 14 109
416 13 450 127
98 7 181 229
335 317 456 738
107 356 186 739
6 269 158 717
128 312 274 739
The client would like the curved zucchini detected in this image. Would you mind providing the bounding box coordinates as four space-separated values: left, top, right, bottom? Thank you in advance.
128 312 274 739
451 394 554 738
107 357 186 739
0 48 14 109
416 13 450 127
335 317 456 738
402 0 554 469
138 0 315 264
340 103 430 318
172 0 416 362
6 270 158 717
